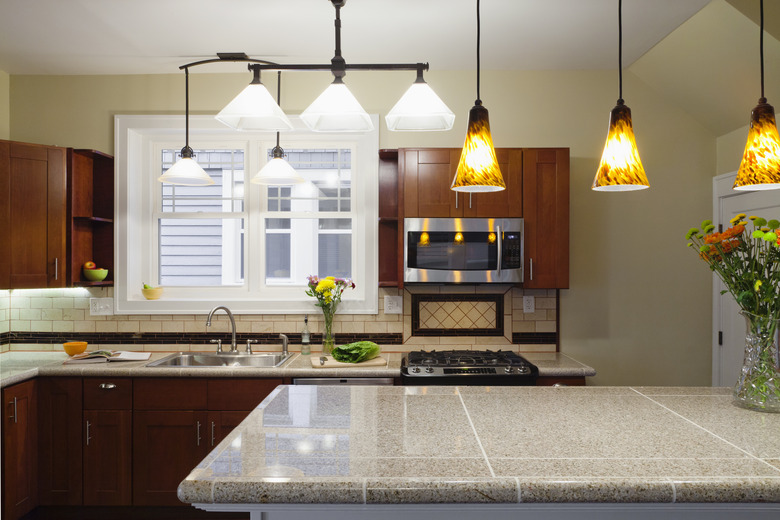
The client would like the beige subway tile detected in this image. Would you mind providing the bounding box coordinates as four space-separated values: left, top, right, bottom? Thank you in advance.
149 314 174 321
272 322 291 333
12 321 31 331
536 297 556 310
403 290 412 316
95 321 118 333
41 308 63 321
364 321 388 334
250 321 274 333
52 321 75 332
116 321 140 333
72 298 90 309
62 308 85 322
161 321 185 333
11 296 30 309
547 310 557 321
19 309 42 320
31 320 53 332
184 321 206 333
74 321 96 333
340 322 365 334
512 320 535 333
52 297 75 309
536 321 557 333
140 321 162 333
403 315 412 341
387 322 403 334
403 336 439 346
522 310 548 321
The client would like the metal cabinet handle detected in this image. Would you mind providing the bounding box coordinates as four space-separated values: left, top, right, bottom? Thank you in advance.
530 258 533 281
211 421 216 447
86 420 92 446
196 421 201 446
552 383 568 387
54 258 58 281
99 383 116 390
455 192 458 209
8 397 17 423
496 225 502 276
469 193 472 209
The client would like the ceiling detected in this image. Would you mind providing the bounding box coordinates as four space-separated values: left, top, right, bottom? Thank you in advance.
0 0 713 75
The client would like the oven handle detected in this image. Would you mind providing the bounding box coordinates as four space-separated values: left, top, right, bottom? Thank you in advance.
496 225 502 276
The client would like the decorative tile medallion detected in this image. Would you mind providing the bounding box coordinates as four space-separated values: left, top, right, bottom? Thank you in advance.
412 294 504 336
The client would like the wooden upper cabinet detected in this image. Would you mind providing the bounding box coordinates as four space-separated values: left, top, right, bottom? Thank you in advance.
400 148 522 218
522 148 570 289
0 140 67 288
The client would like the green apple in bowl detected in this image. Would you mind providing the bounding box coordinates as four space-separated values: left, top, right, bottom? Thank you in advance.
142 283 163 300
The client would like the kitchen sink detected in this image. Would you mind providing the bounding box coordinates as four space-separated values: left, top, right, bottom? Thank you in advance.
146 352 293 368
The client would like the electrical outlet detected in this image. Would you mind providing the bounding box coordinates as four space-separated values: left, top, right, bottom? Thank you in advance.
384 295 402 314
522 295 535 314
89 297 114 316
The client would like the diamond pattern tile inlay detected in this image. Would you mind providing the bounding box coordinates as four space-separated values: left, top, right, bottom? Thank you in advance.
419 301 497 329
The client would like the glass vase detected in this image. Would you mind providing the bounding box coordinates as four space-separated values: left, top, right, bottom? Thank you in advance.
321 304 337 355
733 311 780 413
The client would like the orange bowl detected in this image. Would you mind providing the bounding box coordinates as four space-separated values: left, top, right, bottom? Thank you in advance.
63 341 88 356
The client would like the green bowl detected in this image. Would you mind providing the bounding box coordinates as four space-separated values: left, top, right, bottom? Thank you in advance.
83 268 108 282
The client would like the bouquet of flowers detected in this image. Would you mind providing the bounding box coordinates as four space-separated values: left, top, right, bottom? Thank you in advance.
686 213 780 411
305 275 355 353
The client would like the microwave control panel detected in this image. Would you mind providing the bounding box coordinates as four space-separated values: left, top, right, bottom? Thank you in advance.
501 233 522 269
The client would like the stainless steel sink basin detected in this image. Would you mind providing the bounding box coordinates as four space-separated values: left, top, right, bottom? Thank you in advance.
146 352 293 368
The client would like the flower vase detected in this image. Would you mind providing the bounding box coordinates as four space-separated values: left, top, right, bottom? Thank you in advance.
733 311 780 413
321 304 336 355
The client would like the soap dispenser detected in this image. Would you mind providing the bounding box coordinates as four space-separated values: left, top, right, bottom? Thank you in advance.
301 315 311 355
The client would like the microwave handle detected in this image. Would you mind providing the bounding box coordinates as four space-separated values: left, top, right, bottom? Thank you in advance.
496 225 502 276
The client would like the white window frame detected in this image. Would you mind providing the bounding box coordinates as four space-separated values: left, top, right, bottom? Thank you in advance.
114 114 379 314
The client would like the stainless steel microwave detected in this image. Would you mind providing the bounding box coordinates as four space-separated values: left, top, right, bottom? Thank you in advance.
404 218 523 284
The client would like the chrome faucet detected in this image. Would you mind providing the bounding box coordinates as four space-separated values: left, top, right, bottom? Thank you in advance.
206 306 237 354
279 333 289 356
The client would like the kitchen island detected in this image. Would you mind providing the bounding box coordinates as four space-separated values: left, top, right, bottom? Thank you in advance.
178 385 780 520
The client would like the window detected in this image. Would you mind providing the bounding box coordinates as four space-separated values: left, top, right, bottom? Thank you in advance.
115 115 378 314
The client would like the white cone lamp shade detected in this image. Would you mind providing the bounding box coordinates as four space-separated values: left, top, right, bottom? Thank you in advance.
386 75 455 131
158 149 215 186
251 147 305 185
300 77 373 132
216 82 293 131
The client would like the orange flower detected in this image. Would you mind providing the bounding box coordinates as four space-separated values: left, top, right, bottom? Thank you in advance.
722 225 745 239
704 233 722 244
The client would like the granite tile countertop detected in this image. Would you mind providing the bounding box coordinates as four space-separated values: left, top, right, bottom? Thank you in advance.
0 350 594 388
179 385 780 506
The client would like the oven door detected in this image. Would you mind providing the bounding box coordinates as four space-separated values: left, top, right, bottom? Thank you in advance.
404 218 523 283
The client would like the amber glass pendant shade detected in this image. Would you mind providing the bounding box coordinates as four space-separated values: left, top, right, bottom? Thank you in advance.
592 101 649 191
451 104 505 193
733 101 780 190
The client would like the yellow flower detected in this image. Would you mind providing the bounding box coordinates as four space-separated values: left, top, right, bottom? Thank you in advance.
755 280 762 292
316 279 336 293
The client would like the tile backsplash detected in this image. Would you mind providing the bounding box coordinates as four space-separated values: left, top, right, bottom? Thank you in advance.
0 286 557 353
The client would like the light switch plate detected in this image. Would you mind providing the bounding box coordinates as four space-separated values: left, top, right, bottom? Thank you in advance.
90 297 114 316
384 295 402 314
522 295 535 314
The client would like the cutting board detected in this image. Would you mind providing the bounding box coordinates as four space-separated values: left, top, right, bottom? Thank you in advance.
310 355 388 368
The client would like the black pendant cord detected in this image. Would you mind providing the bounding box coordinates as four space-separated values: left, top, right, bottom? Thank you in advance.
275 70 282 150
182 66 192 158
760 0 765 101
618 0 623 103
476 0 482 104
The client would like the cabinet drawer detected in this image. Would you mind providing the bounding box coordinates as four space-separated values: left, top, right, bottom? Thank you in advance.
133 378 207 410
83 378 132 410
207 378 283 411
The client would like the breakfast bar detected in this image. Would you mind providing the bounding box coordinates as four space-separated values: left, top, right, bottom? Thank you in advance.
178 385 780 519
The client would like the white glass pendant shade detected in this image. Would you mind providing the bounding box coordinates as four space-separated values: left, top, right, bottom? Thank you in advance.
158 153 215 186
216 82 293 131
386 79 455 131
251 157 305 185
300 78 373 132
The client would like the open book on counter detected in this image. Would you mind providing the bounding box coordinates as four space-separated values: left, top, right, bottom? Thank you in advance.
63 350 152 364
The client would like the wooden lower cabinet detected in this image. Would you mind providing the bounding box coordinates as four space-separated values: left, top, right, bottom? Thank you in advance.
2 379 38 520
84 409 132 505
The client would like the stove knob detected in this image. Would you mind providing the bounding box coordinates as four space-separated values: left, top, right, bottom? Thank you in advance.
410 366 420 373
425 367 434 373
518 366 530 374
504 366 513 373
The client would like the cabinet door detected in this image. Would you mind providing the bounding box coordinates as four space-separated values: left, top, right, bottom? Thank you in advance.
463 149 523 218
208 410 253 448
0 140 67 288
401 148 462 217
132 410 209 506
84 410 132 505
2 380 38 520
523 148 570 289
37 377 82 505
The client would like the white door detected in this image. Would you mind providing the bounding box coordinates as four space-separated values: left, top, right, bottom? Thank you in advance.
714 175 780 386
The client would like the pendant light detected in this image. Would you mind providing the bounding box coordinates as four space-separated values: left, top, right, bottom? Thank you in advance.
592 0 649 192
159 68 215 186
251 72 305 185
451 0 505 193
733 0 780 191
386 68 455 131
215 65 293 132
300 0 372 132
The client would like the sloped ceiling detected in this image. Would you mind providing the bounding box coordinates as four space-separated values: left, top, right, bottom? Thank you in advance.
629 0 780 136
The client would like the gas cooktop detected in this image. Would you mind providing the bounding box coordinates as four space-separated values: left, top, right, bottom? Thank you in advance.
401 349 538 386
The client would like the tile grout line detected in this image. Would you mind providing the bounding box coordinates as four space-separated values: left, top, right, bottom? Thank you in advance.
456 388 496 478
629 387 780 474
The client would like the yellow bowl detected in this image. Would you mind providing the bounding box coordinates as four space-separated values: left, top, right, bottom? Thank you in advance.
142 287 163 300
63 341 88 356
